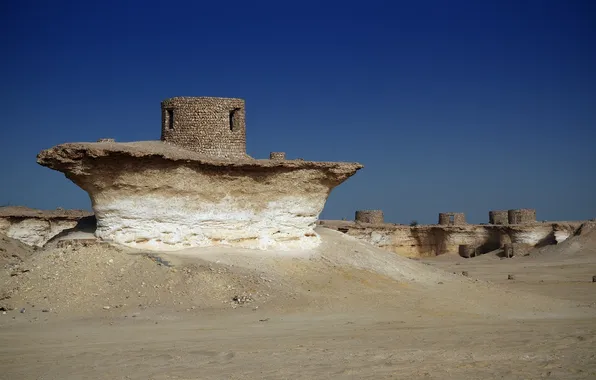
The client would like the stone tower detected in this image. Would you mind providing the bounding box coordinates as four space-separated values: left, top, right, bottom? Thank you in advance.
355 210 384 224
438 212 466 225
160 97 247 159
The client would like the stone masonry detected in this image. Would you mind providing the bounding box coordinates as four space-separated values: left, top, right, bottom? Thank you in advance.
489 210 509 225
438 212 466 225
355 210 384 224
508 209 536 224
161 97 247 159
270 152 286 160
503 243 531 258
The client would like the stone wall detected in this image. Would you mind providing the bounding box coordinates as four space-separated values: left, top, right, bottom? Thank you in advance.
508 209 536 224
270 152 286 160
438 212 466 225
160 97 247 159
503 243 531 258
459 244 477 258
489 210 509 225
355 210 384 224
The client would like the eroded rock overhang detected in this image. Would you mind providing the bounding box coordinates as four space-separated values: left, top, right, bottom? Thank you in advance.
37 141 363 251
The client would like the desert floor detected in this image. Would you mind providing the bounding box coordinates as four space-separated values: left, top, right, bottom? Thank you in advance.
1 228 595 380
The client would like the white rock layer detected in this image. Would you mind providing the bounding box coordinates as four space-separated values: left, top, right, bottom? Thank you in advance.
95 193 324 251
36 142 361 252
0 218 78 247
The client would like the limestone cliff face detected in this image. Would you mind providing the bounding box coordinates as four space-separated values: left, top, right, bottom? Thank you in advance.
0 207 92 247
320 221 583 258
37 142 362 251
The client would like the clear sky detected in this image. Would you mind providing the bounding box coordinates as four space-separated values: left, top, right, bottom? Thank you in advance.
1 0 594 224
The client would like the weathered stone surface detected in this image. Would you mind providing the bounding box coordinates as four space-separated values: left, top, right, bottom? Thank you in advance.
0 206 92 247
355 210 384 224
37 141 362 251
160 97 248 159
438 212 466 225
319 220 583 258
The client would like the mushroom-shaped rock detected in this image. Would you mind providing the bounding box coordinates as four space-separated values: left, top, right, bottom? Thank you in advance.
37 141 362 251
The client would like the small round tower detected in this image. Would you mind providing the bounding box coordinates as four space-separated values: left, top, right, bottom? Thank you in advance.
160 97 247 159
355 210 384 224
508 209 536 224
438 212 466 225
269 152 286 160
489 210 509 225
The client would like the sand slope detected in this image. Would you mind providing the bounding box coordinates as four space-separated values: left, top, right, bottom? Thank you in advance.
1 228 596 379
0 228 590 319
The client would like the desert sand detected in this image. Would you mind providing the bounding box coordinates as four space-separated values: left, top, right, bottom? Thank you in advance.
1 226 595 379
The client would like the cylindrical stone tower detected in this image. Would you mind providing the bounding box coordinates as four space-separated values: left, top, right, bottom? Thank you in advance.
160 97 247 159
438 213 466 225
269 152 286 160
489 210 509 225
503 243 530 258
355 210 384 224
459 244 476 258
508 209 536 224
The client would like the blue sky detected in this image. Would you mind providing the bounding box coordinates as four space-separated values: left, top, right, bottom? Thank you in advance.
1 0 594 224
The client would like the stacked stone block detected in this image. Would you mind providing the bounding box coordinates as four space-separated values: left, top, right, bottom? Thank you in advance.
160 97 247 159
489 210 509 225
503 243 530 258
355 210 384 224
269 152 286 160
508 209 536 224
438 212 466 225
459 244 476 258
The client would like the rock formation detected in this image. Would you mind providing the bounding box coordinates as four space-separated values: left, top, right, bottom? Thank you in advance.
0 206 93 247
37 97 362 251
320 220 583 258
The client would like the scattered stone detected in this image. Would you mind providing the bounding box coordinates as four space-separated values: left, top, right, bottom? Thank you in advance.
42 309 50 313
259 318 270 322
593 276 596 283
103 306 111 310
20 308 25 313
232 295 253 305
461 271 469 277
508 274 515 280
438 282 444 285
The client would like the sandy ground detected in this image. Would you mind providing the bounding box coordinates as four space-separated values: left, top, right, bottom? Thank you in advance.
0 227 595 379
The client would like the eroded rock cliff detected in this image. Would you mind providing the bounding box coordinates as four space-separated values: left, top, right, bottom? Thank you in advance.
0 206 93 247
320 220 584 258
37 141 362 251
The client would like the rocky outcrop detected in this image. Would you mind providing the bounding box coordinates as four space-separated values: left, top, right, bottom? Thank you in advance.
320 220 584 258
0 206 93 247
37 141 362 251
